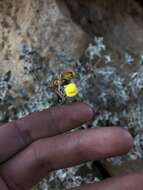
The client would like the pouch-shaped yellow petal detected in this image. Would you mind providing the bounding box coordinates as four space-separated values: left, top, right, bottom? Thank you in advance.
64 83 79 97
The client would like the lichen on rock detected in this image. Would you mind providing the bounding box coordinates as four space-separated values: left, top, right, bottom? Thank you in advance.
1 0 143 189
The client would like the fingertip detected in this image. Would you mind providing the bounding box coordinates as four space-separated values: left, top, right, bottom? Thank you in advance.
84 127 134 159
107 127 134 154
71 102 94 122
119 128 134 151
80 102 94 121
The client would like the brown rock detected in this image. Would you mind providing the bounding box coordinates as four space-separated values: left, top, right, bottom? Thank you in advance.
0 0 90 82
64 0 143 55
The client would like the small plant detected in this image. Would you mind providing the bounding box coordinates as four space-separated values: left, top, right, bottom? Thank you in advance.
49 69 79 104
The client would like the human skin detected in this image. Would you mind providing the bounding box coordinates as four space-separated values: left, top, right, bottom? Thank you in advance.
0 102 142 190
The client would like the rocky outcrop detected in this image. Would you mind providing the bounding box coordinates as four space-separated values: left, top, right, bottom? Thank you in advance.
1 0 143 189
0 0 89 82
64 0 143 55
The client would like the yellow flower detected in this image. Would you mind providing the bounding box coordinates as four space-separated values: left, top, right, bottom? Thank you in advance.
64 83 79 97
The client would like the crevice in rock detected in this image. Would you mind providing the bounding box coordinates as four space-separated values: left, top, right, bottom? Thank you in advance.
62 0 143 54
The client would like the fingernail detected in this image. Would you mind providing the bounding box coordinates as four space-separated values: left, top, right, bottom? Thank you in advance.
123 129 134 149
85 104 95 120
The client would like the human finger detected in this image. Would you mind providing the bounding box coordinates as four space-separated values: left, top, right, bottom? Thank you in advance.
0 127 133 190
0 103 93 163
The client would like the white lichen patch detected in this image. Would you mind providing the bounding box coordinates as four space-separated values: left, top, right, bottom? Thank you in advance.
130 68 143 97
125 53 134 65
139 55 143 65
35 164 100 190
86 37 106 60
104 55 112 64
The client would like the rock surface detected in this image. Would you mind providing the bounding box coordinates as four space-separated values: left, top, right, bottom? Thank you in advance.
0 0 89 82
65 0 143 55
64 0 143 177
0 0 143 190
